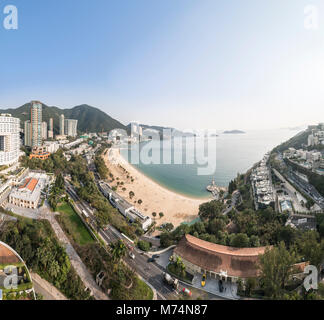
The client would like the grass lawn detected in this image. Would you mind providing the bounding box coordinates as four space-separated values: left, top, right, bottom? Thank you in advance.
129 277 154 300
57 202 95 245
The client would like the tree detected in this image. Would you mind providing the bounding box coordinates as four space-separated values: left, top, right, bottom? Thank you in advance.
138 199 143 205
174 256 186 278
152 212 157 218
259 242 297 298
129 191 135 199
137 240 151 252
296 231 324 268
199 200 224 220
110 240 127 265
245 278 258 296
230 233 250 248
159 212 164 219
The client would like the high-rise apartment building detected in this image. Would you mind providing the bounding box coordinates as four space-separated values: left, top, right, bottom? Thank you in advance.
24 121 32 146
0 114 20 165
42 122 48 140
59 114 65 136
48 118 54 139
31 101 42 147
64 119 78 137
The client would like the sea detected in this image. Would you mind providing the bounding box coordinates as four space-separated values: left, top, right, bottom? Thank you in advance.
120 129 301 199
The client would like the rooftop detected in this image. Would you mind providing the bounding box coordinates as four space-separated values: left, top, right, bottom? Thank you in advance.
174 234 269 278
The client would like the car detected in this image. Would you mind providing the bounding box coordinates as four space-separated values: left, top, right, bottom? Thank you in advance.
129 252 135 259
152 255 160 259
147 257 156 263
182 288 192 297
201 274 206 287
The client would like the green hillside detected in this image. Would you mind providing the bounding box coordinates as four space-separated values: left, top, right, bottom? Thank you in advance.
0 103 127 134
272 130 309 153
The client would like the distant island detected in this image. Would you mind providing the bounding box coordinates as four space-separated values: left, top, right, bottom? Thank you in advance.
223 130 246 134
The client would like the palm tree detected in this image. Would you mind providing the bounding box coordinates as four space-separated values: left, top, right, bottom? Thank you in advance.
152 212 157 219
159 212 164 219
110 240 127 265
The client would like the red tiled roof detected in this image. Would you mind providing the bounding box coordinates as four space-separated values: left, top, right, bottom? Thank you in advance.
174 234 270 278
19 178 38 192
0 243 20 265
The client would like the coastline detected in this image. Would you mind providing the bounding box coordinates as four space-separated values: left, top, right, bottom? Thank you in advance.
103 148 214 227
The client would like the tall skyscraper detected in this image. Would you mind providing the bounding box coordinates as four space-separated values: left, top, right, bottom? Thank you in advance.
42 122 48 140
64 119 78 137
0 114 20 165
48 118 54 138
59 114 65 136
24 121 32 146
31 101 42 147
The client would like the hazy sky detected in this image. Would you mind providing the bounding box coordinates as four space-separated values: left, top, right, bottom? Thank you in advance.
1 0 324 130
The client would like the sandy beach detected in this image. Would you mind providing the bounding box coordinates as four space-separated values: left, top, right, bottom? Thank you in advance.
103 148 212 228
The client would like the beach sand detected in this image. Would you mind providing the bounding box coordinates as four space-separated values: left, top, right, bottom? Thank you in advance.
103 148 212 228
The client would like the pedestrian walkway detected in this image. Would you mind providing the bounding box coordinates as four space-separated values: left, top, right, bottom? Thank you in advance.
31 272 67 300
45 211 109 300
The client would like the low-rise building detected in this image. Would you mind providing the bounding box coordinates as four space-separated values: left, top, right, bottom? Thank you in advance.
173 234 269 283
29 146 51 160
99 181 152 231
251 153 275 209
9 172 50 209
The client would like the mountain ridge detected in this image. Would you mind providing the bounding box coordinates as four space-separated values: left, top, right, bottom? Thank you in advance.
0 103 127 134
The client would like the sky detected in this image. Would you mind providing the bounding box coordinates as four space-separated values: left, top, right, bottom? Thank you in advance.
0 0 324 131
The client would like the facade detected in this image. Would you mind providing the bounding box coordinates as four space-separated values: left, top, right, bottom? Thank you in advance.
64 119 78 137
173 234 268 283
9 172 49 209
42 122 48 140
24 121 32 146
59 114 65 136
48 118 54 139
29 146 50 160
0 114 20 166
251 153 275 210
31 101 43 147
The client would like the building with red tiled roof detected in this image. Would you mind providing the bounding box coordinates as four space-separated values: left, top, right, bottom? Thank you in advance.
173 234 269 283
9 172 50 209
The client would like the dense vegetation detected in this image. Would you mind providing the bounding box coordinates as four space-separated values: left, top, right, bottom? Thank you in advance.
0 218 91 300
273 130 309 153
74 241 153 300
94 155 109 179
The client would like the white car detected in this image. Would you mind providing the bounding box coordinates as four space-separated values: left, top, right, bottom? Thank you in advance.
129 252 135 259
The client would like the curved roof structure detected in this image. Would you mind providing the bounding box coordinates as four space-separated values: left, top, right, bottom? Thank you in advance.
0 243 20 265
174 234 269 278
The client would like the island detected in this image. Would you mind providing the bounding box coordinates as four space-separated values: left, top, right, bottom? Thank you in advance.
223 130 246 134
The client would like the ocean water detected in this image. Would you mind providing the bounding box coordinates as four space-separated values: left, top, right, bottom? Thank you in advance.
120 129 300 198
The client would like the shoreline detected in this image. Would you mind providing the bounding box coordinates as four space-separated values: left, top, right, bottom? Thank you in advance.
103 148 216 227
119 149 213 201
